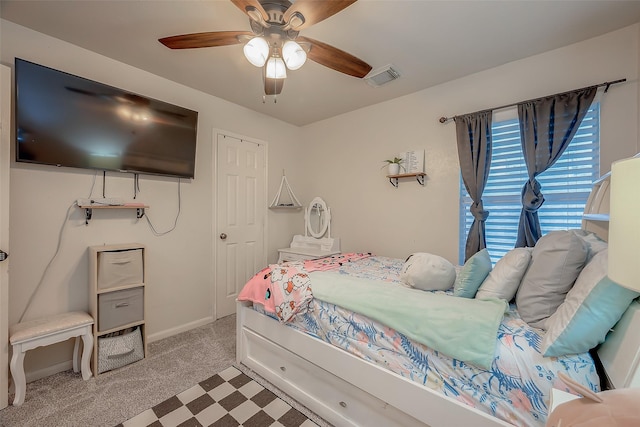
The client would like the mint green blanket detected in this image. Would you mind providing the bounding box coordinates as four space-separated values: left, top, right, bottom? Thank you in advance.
309 272 508 369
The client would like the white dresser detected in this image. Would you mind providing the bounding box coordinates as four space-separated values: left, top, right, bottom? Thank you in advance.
278 197 340 263
278 235 340 262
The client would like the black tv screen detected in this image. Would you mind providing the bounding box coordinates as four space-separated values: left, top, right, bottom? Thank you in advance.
15 58 198 179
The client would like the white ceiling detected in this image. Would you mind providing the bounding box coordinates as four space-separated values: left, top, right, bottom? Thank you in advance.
2 0 640 126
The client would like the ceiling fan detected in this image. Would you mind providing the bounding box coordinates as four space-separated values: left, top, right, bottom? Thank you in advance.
158 0 372 97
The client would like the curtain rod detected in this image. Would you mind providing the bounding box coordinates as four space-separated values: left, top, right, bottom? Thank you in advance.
438 78 626 124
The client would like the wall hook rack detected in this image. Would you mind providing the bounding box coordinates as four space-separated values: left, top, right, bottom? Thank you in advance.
387 173 426 187
79 205 148 225
269 170 303 209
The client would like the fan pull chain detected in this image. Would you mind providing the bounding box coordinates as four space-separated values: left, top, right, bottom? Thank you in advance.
262 94 277 104
273 76 277 103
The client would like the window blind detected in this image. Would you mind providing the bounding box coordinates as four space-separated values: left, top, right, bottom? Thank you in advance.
459 104 600 264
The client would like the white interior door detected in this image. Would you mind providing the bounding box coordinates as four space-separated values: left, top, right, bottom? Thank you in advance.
0 64 11 409
215 132 266 318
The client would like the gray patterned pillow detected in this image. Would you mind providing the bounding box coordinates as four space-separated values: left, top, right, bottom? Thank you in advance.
515 231 589 330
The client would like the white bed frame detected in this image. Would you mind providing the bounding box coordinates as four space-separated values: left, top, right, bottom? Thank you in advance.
237 300 511 427
597 300 640 389
236 172 640 426
236 299 640 427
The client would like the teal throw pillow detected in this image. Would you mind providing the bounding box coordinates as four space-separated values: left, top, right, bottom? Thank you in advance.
453 249 492 298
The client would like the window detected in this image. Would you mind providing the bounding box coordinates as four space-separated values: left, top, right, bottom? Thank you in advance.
459 104 600 265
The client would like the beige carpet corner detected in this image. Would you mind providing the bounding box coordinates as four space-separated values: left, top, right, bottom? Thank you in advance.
2 315 236 427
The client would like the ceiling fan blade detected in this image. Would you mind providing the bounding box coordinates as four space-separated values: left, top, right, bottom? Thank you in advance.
231 0 269 24
284 0 357 30
298 36 372 78
159 31 253 49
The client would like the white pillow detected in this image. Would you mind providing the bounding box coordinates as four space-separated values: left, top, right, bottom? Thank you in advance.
475 247 532 301
542 249 640 356
400 253 456 291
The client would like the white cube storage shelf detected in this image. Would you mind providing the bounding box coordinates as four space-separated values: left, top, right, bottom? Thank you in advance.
90 244 147 375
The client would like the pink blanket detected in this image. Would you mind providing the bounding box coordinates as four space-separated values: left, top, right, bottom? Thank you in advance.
237 252 371 322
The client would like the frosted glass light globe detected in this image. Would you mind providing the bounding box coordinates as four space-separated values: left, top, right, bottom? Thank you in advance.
265 57 287 79
282 40 307 70
243 37 269 67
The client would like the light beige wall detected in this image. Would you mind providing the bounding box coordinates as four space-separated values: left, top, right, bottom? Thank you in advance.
3 19 639 380
300 24 639 265
1 20 305 378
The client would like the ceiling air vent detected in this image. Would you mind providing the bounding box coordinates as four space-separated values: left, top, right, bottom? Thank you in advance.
365 65 400 87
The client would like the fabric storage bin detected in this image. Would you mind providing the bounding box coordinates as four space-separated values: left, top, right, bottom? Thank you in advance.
98 327 144 373
98 249 143 290
98 287 143 332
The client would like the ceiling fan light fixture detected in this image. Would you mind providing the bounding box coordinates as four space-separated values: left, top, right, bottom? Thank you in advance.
287 12 305 30
282 40 307 70
243 37 269 67
245 6 265 25
265 56 287 79
162 0 372 100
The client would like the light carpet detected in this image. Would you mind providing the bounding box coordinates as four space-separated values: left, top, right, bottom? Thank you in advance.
1 315 235 426
1 314 330 427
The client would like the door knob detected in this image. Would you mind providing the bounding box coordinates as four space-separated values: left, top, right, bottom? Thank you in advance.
220 233 227 240
0 250 7 261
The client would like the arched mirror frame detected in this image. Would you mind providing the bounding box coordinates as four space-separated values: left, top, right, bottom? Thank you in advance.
306 197 331 239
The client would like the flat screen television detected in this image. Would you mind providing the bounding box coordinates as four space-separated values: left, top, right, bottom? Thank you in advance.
14 58 198 179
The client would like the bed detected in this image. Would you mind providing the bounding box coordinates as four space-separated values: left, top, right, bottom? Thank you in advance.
236 180 640 427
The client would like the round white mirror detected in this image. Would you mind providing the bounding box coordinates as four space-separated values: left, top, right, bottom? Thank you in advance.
306 197 330 238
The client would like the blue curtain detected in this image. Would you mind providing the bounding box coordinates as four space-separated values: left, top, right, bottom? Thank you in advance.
456 111 493 261
515 88 596 247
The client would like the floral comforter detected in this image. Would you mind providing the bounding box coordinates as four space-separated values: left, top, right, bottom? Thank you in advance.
240 255 600 426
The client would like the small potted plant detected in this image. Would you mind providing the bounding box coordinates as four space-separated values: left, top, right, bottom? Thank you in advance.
382 157 404 175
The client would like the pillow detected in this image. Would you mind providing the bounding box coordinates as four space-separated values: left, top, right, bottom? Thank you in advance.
570 229 608 262
400 253 456 291
453 249 492 298
237 266 275 312
475 247 532 301
516 230 589 330
542 249 639 356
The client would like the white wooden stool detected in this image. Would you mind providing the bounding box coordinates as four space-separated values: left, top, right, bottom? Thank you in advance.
9 311 94 406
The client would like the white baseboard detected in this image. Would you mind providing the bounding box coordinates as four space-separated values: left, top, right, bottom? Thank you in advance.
146 316 214 343
25 360 73 383
19 316 215 384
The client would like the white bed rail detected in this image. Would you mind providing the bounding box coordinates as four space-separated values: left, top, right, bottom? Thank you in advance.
236 301 511 427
